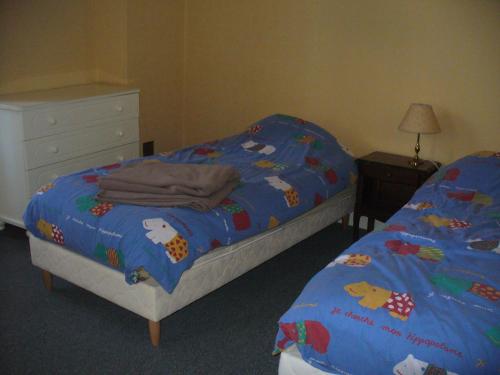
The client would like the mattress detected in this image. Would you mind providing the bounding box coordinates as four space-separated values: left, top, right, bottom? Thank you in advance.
273 152 500 374
30 186 355 322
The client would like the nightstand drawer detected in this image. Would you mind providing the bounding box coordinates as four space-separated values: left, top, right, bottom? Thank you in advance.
371 181 416 211
360 162 419 185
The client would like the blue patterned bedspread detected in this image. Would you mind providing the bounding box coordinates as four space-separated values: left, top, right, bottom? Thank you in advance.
24 114 356 293
274 151 500 374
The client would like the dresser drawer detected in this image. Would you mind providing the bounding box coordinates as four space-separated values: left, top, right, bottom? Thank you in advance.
22 94 139 140
27 143 139 195
25 119 139 170
359 162 419 185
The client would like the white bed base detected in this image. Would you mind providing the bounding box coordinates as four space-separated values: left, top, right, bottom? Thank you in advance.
29 186 355 346
279 345 332 375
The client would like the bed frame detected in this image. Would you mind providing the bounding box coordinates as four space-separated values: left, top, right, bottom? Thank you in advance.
279 345 329 375
29 186 355 346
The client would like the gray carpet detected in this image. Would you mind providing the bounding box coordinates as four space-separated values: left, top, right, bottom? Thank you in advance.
0 223 353 374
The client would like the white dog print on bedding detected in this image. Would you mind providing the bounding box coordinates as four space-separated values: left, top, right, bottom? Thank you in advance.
265 176 300 207
143 218 189 263
241 140 276 155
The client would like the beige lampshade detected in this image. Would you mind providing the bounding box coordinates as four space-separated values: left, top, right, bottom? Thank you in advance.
398 103 441 134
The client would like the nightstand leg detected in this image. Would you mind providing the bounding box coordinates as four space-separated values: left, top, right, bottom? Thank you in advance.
341 214 349 231
352 213 361 241
367 217 375 232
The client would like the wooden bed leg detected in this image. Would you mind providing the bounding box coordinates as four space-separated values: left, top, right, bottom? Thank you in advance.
42 269 53 292
341 214 349 231
148 320 160 347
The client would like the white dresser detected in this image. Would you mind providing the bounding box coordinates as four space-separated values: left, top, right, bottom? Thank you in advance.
0 83 140 229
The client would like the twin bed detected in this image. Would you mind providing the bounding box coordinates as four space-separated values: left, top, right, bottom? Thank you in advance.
24 114 357 346
275 151 500 374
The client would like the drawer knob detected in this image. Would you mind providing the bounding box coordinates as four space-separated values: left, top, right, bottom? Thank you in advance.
386 172 392 178
48 146 59 154
117 155 124 161
116 130 124 137
115 105 124 112
47 116 57 125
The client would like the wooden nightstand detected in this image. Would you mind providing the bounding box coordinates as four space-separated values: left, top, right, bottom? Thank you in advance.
352 151 439 241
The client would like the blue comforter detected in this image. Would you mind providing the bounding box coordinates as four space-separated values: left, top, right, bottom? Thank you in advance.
24 114 356 293
274 151 500 374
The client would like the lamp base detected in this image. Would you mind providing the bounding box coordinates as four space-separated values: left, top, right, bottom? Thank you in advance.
408 157 422 168
408 133 422 168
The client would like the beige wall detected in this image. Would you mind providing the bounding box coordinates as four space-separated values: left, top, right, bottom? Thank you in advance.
90 0 128 85
184 0 500 163
0 0 95 94
127 0 185 153
1 0 499 162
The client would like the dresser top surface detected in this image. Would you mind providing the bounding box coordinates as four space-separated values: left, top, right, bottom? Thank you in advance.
0 83 139 111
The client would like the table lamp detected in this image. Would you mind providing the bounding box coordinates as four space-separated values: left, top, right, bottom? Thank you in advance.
398 103 441 168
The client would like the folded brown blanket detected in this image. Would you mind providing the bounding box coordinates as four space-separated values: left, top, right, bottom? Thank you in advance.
96 162 240 211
